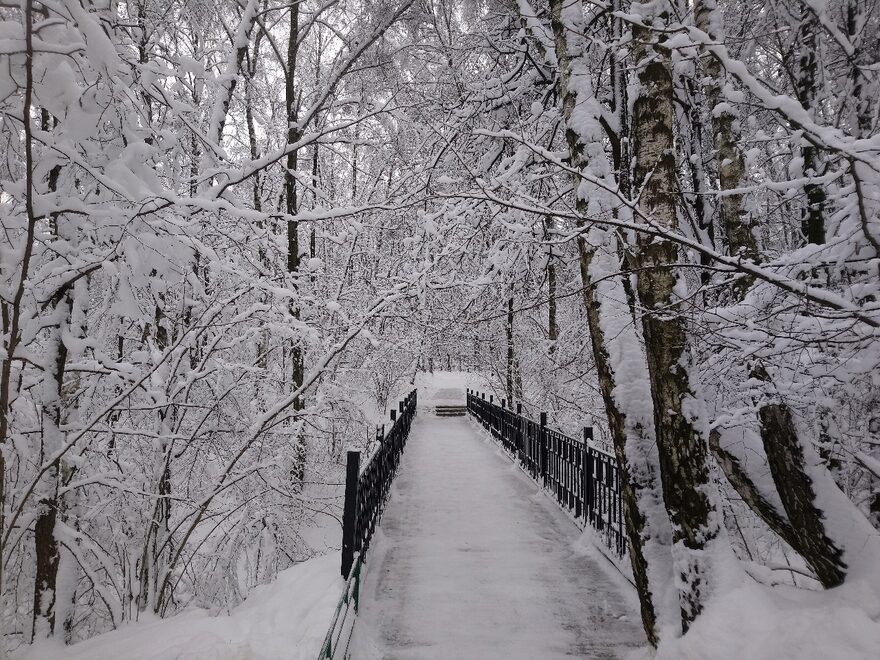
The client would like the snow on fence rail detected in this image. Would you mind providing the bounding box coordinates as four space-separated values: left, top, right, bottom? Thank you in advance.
466 390 626 558
318 389 418 660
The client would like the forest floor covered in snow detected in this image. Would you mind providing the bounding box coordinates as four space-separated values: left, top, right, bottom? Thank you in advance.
17 553 343 660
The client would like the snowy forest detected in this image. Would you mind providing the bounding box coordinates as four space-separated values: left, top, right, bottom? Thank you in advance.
1 0 879 657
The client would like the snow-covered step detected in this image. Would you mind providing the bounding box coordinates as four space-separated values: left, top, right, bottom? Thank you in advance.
435 404 467 416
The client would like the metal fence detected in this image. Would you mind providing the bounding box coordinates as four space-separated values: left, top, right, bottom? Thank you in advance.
466 389 626 558
318 389 418 660
316 556 362 660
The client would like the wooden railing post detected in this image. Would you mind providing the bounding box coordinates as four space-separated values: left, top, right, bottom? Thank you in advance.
341 451 361 577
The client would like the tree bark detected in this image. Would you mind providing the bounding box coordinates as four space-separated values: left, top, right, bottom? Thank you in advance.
751 366 847 587
32 499 59 640
694 0 759 272
632 1 722 631
708 430 800 552
545 218 558 354
547 0 671 645
795 7 826 245
286 2 307 486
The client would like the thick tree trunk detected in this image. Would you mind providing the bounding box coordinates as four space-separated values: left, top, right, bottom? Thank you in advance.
547 0 672 645
32 289 69 638
632 1 722 631
760 404 846 586
32 97 70 640
694 1 852 589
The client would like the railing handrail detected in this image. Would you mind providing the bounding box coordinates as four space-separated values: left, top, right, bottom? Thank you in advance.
466 389 626 558
520 414 617 462
318 389 418 660
317 554 362 660
358 403 409 475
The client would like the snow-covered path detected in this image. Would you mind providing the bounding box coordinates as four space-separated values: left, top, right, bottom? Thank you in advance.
353 388 644 659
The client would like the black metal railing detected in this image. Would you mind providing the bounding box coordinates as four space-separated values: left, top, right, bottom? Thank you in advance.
341 389 418 577
317 555 362 660
319 389 418 660
467 389 626 558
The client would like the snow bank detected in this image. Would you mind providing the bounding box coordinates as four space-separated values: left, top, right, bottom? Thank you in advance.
635 577 880 660
22 553 343 660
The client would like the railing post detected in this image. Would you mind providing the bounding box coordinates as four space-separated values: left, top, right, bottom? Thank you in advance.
540 412 548 486
341 451 361 577
584 427 595 526
515 402 523 460
583 427 593 525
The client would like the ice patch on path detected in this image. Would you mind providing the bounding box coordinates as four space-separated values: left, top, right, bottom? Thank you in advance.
22 553 343 660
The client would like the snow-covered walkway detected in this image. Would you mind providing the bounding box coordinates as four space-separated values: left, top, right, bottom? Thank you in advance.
353 384 644 659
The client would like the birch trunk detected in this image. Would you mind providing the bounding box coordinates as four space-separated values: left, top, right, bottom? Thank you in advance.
693 0 758 271
631 1 723 631
547 0 673 644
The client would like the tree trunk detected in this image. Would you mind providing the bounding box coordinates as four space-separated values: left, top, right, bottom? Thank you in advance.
32 499 59 640
694 0 759 272
795 8 826 245
751 365 847 587
547 0 672 645
632 1 722 631
506 295 515 405
32 95 69 640
286 3 307 486
545 218 558 354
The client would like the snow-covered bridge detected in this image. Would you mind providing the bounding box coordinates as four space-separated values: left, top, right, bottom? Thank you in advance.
352 408 641 658
322 377 644 659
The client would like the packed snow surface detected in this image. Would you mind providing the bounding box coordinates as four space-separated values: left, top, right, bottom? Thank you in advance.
21 553 343 660
353 372 643 659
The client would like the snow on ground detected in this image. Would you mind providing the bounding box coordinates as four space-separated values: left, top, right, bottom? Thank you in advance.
642 573 880 660
351 379 644 659
411 369 484 409
22 553 343 660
